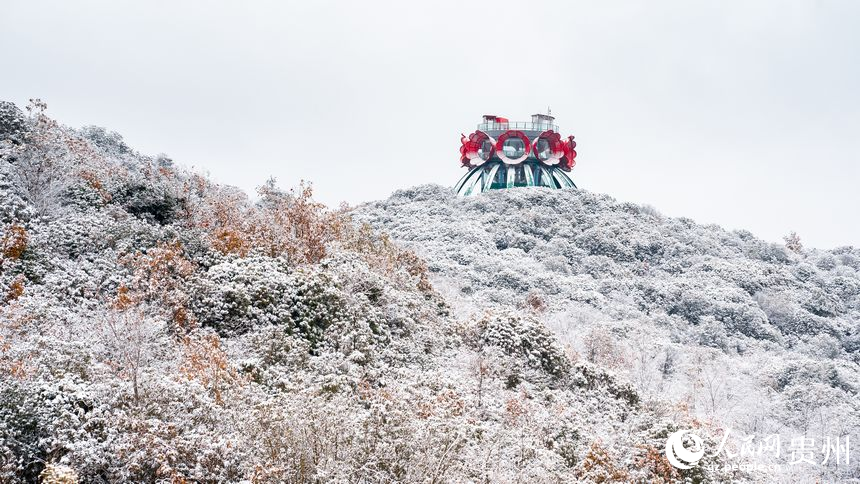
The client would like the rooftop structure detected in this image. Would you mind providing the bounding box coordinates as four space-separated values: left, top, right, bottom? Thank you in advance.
455 112 578 196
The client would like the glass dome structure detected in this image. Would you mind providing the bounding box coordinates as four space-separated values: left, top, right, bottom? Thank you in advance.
455 113 578 196
455 161 576 196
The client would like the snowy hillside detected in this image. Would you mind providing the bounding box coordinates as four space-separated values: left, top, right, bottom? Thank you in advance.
354 184 860 482
0 100 857 482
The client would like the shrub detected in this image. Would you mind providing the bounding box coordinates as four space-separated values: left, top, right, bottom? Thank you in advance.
582 327 627 368
337 222 432 293
569 361 640 406
475 311 570 378
0 382 48 482
6 100 80 216
179 331 242 403
575 225 635 262
189 256 346 345
773 360 847 392
696 317 729 350
119 241 195 330
39 463 79 484
1 223 27 260
0 379 93 484
575 441 629 482
784 231 803 253
666 281 776 340
79 125 130 156
189 180 340 264
636 445 680 483
801 286 845 317
0 101 27 145
0 168 35 224
545 424 580 467
111 166 186 224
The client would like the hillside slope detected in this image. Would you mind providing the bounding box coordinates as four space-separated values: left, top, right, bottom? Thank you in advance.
353 184 860 481
2 100 857 482
0 103 742 483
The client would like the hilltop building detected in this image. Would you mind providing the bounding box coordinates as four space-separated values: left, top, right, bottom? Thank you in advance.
455 113 577 196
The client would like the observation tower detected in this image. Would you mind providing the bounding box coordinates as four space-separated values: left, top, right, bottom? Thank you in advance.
455 113 577 196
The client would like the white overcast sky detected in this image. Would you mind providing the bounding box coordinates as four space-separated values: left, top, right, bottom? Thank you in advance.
3 1 859 248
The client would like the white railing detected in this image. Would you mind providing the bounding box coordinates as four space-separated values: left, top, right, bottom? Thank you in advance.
477 121 559 132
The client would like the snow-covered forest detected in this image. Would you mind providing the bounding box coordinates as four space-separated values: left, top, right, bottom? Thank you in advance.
1 100 857 483
354 187 860 482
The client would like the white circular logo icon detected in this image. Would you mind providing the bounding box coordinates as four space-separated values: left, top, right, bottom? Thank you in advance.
665 429 705 469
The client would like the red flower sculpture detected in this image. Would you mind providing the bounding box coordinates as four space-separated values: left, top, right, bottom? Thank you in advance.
533 130 566 166
458 128 577 171
459 131 494 167
560 136 577 171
